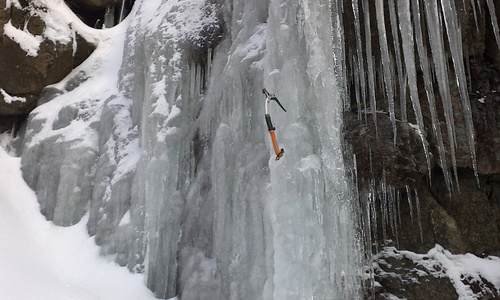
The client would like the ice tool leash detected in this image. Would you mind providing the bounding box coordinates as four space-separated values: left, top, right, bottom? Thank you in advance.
263 88 286 160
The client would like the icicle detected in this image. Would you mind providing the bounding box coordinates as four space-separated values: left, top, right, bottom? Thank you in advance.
387 0 407 122
486 0 500 48
375 0 397 143
119 0 126 23
206 49 212 84
465 46 472 91
352 0 367 121
387 186 398 244
414 189 423 243
196 64 203 94
369 179 378 252
411 0 452 191
190 62 196 96
424 0 460 189
103 6 115 28
470 0 479 33
405 185 413 222
352 55 363 120
397 0 431 180
441 0 479 185
380 170 390 244
396 189 402 238
362 0 378 133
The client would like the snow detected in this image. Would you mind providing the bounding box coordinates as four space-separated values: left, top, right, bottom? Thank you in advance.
3 20 43 57
0 146 156 300
6 0 22 9
1 88 26 104
376 245 500 300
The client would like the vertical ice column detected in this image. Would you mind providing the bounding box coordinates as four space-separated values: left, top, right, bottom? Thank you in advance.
376 0 397 142
264 0 362 299
486 0 500 48
411 0 452 190
363 0 378 132
352 0 367 121
397 0 431 179
424 0 460 188
387 0 407 122
441 0 479 183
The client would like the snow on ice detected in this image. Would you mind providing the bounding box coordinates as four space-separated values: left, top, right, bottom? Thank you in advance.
0 146 155 300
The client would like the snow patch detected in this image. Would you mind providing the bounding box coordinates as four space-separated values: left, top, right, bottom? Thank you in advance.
3 21 43 56
0 146 155 300
376 245 500 299
1 88 26 104
6 0 22 9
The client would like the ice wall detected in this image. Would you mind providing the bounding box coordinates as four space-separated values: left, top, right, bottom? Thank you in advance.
20 0 363 299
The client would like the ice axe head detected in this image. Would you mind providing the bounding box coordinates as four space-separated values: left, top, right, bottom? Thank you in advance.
262 88 286 112
273 98 286 112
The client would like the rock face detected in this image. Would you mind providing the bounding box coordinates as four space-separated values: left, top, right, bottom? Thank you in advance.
343 0 500 298
0 0 95 131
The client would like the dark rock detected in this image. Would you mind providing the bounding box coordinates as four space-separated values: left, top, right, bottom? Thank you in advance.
66 0 122 11
344 111 429 189
431 170 500 257
469 58 500 174
372 247 500 300
0 1 96 130
374 255 457 300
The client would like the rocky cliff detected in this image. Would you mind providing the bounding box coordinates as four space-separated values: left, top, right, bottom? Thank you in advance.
342 0 500 298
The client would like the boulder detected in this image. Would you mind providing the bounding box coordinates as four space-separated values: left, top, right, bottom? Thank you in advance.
0 1 95 122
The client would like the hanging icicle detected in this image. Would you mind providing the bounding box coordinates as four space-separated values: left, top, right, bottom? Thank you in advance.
440 0 479 185
424 0 460 189
375 0 397 143
352 0 367 121
397 0 431 180
362 0 378 133
411 0 452 191
387 0 407 122
486 0 500 48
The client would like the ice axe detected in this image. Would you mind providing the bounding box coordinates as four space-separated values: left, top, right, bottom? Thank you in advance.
263 88 286 160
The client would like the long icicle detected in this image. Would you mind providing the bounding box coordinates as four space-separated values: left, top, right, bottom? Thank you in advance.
486 0 500 48
470 0 479 33
398 0 431 181
363 0 378 133
352 55 363 120
376 0 397 143
388 0 407 122
440 0 479 185
352 0 368 121
411 0 452 191
424 0 460 189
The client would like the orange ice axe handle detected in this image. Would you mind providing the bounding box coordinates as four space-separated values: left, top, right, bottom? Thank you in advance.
266 115 284 160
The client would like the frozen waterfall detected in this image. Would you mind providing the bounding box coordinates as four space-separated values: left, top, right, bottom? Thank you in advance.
20 0 363 299
18 0 498 297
